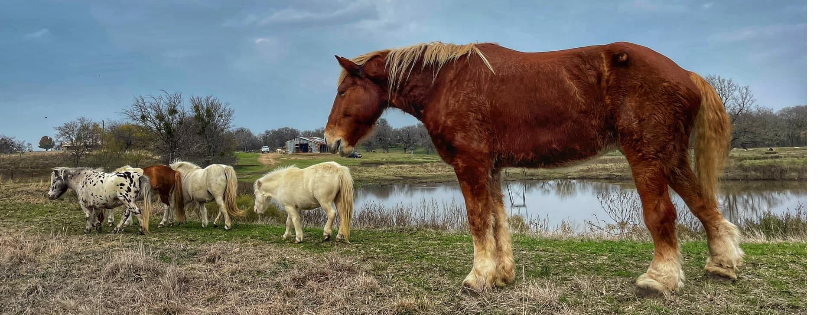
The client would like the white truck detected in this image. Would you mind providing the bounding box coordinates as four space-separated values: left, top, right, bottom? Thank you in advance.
261 145 270 153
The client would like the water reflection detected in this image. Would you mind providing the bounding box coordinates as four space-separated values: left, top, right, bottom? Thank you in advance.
354 179 806 226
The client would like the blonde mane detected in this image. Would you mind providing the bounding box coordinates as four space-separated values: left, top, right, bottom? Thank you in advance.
170 160 201 172
337 41 495 92
261 165 298 180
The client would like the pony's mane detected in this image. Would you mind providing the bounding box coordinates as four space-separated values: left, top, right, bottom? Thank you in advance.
338 41 495 92
170 160 201 170
261 165 298 179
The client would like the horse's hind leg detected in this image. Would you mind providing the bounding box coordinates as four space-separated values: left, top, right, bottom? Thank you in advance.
214 196 231 230
107 208 116 227
669 158 743 279
320 201 337 242
158 195 171 228
213 210 222 228
626 158 684 296
114 208 132 233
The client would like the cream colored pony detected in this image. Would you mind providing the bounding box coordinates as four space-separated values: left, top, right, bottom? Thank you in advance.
169 160 243 230
253 162 354 243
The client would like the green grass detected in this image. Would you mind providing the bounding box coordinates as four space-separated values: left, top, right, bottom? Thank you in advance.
0 183 807 314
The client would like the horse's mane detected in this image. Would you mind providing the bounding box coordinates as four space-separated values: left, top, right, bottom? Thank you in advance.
170 160 201 171
337 41 495 92
261 165 298 179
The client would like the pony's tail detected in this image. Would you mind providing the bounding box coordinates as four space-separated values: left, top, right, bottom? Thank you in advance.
173 171 185 223
223 166 245 218
335 167 354 242
689 72 732 201
139 175 152 234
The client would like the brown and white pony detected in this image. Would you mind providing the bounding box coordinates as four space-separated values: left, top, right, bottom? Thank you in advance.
110 165 186 228
324 42 742 296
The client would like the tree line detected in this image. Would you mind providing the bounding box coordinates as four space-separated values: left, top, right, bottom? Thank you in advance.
0 74 808 165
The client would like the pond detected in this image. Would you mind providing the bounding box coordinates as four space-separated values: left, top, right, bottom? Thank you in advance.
354 179 807 227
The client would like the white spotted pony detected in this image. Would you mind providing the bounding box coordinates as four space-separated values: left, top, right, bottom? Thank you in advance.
253 161 354 243
47 167 152 234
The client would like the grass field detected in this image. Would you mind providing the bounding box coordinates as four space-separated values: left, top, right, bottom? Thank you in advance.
0 179 807 314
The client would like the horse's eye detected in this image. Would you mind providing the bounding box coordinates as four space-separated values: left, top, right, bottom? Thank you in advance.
338 91 346 96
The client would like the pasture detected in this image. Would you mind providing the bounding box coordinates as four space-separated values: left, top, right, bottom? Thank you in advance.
0 148 807 314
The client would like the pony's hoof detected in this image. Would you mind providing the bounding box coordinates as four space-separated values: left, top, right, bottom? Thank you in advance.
107 222 113 227
322 234 330 242
224 225 231 231
95 225 103 233
138 228 145 236
112 228 121 234
213 224 219 229
158 224 165 229
294 239 302 244
84 228 91 234
282 235 290 240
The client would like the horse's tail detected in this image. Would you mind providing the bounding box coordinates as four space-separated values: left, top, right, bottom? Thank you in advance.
689 72 732 200
223 166 245 218
335 167 354 242
139 175 152 234
173 171 185 223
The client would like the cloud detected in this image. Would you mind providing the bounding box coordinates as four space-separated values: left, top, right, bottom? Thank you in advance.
617 0 688 13
701 2 714 10
24 28 50 39
254 37 270 44
710 24 806 43
258 1 379 27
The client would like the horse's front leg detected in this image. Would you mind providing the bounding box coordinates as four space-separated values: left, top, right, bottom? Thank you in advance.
282 213 293 240
319 201 337 242
107 208 116 227
285 206 303 243
455 161 501 292
80 205 93 234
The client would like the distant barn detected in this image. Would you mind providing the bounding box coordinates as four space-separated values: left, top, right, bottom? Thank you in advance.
286 136 328 154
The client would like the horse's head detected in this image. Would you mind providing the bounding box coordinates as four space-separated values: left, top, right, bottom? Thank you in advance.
47 168 69 200
252 179 271 214
325 54 390 156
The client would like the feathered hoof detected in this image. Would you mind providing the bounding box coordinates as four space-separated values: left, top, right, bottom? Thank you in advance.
461 269 494 294
705 258 739 280
635 273 675 298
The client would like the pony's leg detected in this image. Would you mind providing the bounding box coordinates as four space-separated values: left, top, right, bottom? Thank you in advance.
199 203 209 228
626 159 684 296
107 208 116 227
319 201 337 241
669 158 743 279
80 205 94 234
159 203 170 228
455 161 499 292
114 208 132 233
126 203 146 235
489 168 515 287
214 196 232 230
282 214 293 240
285 206 303 243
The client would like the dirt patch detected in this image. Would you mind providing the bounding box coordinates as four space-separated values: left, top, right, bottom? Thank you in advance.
257 153 279 166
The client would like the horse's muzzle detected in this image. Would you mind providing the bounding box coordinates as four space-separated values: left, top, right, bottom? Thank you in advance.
328 139 342 154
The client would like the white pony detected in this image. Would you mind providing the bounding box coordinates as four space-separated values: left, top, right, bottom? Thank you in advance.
253 161 354 243
47 167 152 234
169 160 243 230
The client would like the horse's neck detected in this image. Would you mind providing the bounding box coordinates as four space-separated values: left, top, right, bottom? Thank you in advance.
67 170 90 191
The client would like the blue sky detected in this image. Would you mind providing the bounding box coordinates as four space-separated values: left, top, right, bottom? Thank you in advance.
0 0 807 148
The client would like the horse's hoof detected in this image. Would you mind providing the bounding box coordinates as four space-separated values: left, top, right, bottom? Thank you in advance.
107 222 113 227
224 225 231 231
294 239 302 244
96 225 103 233
84 228 91 234
158 224 164 229
635 273 673 298
213 224 219 229
322 235 330 242
138 229 145 236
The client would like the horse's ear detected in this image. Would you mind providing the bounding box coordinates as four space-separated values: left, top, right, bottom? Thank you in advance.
336 55 361 77
361 55 387 82
256 180 262 189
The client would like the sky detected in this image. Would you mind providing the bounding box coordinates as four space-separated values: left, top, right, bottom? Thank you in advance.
0 0 807 148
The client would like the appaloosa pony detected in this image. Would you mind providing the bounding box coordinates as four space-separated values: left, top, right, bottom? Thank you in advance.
169 161 243 230
110 165 185 228
324 41 741 296
253 162 354 243
48 167 152 234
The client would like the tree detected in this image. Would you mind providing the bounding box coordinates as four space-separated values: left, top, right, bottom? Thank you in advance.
190 95 235 164
705 75 757 147
373 118 393 152
778 105 807 147
123 91 187 163
54 117 101 166
38 136 54 151
300 128 326 139
0 135 26 154
261 127 300 148
232 127 261 152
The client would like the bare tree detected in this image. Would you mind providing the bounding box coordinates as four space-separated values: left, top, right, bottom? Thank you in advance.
189 95 235 163
0 135 27 154
54 117 101 166
123 91 186 163
232 127 261 152
778 105 807 146
705 75 757 147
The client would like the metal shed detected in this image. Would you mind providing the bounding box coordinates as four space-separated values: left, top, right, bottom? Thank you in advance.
285 136 328 154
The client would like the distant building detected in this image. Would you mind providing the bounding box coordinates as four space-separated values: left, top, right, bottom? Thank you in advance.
286 136 328 154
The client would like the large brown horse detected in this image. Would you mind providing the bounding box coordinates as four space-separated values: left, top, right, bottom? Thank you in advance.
325 42 742 296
